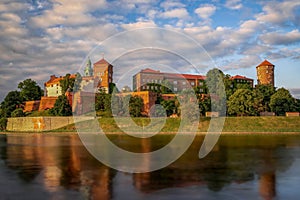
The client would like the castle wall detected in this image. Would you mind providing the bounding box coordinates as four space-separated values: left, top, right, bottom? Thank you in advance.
23 100 41 112
6 116 94 131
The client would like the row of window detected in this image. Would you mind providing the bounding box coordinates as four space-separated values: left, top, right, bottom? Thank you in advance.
236 79 252 83
142 79 204 86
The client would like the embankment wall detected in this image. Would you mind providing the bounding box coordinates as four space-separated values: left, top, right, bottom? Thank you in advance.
6 116 94 132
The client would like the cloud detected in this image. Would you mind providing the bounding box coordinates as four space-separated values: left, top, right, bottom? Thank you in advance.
160 8 189 19
160 0 186 10
260 30 300 46
256 0 300 26
225 0 243 10
195 4 216 19
290 88 300 99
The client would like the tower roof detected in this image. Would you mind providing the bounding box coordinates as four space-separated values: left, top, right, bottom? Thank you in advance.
256 60 274 68
94 58 110 65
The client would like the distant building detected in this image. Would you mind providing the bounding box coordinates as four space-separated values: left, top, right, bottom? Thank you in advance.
93 58 113 93
256 60 275 86
44 74 76 97
133 68 206 93
230 75 254 88
44 57 113 97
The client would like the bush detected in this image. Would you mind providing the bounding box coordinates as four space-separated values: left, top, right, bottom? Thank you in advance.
0 118 7 131
11 108 25 117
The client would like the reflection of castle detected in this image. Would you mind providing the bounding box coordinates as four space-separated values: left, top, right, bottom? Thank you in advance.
0 134 295 199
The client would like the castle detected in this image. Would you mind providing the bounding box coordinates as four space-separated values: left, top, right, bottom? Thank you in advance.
23 58 275 115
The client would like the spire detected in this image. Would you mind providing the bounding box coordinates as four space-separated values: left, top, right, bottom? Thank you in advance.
84 57 93 76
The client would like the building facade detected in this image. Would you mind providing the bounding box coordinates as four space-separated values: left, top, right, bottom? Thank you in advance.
93 58 113 93
133 68 206 93
230 75 254 88
256 60 275 86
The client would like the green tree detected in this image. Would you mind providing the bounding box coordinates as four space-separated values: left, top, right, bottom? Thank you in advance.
73 72 82 92
0 91 23 117
0 117 7 131
198 95 211 116
129 96 144 117
18 79 43 101
270 88 298 116
161 99 177 116
11 108 25 117
50 95 72 116
227 89 258 116
223 74 234 99
254 84 276 112
205 68 227 116
60 74 75 94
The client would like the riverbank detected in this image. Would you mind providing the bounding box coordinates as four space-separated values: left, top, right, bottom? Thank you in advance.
4 116 296 133
2 116 300 134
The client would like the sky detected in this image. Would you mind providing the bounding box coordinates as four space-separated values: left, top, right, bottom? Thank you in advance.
0 0 300 101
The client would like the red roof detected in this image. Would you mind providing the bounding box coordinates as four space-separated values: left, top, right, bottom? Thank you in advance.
141 68 160 73
94 58 110 65
164 73 206 80
257 60 274 67
45 74 76 86
230 75 253 81
140 68 206 80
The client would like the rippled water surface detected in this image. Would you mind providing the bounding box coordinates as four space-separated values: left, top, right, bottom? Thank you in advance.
1 133 300 200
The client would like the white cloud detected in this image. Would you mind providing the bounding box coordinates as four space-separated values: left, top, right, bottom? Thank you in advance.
225 0 243 10
121 21 157 30
160 8 189 19
256 0 300 26
160 0 186 10
260 30 300 45
195 4 216 19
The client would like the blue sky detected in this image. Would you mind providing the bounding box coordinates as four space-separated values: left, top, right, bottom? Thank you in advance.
0 0 300 100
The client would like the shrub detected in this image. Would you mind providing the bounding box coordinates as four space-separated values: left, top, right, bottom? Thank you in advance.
11 108 25 117
0 118 7 131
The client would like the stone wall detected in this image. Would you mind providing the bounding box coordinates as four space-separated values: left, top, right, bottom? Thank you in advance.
6 116 94 132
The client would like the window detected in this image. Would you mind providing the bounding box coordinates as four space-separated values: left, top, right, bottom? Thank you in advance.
182 82 186 85
191 82 195 86
142 79 145 83
173 80 177 85
174 87 177 92
199 88 203 93
199 81 203 86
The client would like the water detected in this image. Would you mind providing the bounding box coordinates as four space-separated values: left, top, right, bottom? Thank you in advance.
0 133 300 200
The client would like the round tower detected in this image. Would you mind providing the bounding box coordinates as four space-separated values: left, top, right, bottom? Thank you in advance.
256 60 275 86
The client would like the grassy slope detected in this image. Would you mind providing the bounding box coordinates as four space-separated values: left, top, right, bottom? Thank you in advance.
55 116 300 133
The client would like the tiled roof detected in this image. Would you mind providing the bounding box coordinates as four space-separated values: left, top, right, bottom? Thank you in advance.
45 74 76 86
140 68 206 80
257 60 274 67
230 75 253 81
141 68 160 73
94 58 110 65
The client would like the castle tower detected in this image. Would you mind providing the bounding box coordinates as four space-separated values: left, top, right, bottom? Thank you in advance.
256 60 275 86
93 58 113 93
84 58 93 77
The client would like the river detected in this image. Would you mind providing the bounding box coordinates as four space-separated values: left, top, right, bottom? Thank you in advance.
0 133 300 200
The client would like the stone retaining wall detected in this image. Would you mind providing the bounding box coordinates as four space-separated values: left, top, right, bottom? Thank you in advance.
6 116 94 132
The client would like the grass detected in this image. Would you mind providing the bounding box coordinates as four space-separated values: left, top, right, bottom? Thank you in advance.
54 116 300 133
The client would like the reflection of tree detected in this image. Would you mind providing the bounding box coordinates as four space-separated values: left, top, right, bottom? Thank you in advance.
0 134 116 200
202 147 232 192
132 135 296 197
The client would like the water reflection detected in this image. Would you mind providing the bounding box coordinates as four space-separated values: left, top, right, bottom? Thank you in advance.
0 134 299 199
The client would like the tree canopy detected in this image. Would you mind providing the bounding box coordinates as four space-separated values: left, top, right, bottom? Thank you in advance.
49 95 72 116
60 74 75 94
270 88 298 116
227 89 258 116
18 79 43 101
0 91 23 117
